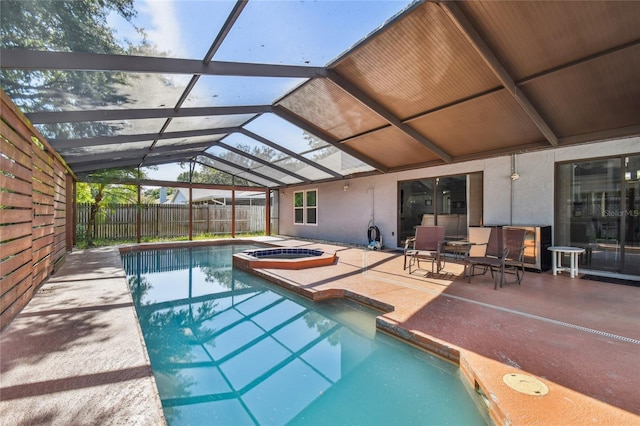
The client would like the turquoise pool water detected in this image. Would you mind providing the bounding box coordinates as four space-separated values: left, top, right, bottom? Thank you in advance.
122 244 489 426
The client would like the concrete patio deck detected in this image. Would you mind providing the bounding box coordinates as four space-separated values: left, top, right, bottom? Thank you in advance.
1 237 639 425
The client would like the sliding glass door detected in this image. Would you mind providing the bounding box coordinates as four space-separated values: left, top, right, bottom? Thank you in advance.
555 155 640 275
623 155 640 275
398 173 482 246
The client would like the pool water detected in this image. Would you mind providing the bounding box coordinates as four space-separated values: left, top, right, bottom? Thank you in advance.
122 244 489 426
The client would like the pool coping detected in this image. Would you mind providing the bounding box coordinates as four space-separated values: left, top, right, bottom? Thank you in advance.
233 248 337 270
2 237 638 425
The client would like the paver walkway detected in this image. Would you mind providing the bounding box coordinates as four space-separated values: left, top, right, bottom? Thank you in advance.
0 247 165 426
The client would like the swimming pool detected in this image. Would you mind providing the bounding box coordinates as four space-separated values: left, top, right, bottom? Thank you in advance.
122 244 489 425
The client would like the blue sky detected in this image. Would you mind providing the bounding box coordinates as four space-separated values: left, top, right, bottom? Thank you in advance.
108 0 415 181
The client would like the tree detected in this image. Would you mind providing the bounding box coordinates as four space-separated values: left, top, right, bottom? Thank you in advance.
78 168 146 246
0 0 142 139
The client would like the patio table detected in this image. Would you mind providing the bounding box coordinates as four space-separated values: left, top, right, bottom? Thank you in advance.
547 246 585 278
445 240 475 260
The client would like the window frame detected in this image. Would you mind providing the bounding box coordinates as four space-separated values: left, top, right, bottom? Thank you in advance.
293 189 318 226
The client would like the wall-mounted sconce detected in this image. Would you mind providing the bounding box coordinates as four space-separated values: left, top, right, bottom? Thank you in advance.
510 172 520 181
343 184 349 192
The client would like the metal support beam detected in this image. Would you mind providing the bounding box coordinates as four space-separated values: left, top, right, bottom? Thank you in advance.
327 70 453 163
216 141 312 183
51 127 236 149
65 143 205 165
1 49 327 78
160 1 250 155
137 183 142 243
272 105 389 173
72 152 195 173
239 128 343 178
265 188 271 236
189 185 193 240
95 177 265 191
26 105 271 124
231 189 236 238
204 0 248 63
198 153 283 186
192 160 268 188
439 0 559 147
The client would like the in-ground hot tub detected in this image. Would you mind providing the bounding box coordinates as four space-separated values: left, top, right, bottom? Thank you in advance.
233 247 337 270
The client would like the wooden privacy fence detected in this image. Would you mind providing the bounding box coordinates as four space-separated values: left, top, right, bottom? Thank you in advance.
1 91 70 330
77 203 266 240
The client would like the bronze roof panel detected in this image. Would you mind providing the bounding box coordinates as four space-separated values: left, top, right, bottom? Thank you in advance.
333 2 501 120
407 90 546 158
521 45 640 138
460 1 640 80
342 126 441 169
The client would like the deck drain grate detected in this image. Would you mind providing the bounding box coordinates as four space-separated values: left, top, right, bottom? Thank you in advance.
503 373 549 396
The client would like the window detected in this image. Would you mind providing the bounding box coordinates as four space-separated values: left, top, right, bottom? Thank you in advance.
294 189 317 225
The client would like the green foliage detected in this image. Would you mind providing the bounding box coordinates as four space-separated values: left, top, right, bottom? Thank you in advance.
78 168 144 204
143 187 175 202
0 0 136 52
77 168 146 246
0 0 144 139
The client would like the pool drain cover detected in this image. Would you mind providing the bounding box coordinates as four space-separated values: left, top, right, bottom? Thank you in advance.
503 373 549 396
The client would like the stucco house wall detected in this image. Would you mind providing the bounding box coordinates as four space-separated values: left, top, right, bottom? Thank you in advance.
277 137 639 249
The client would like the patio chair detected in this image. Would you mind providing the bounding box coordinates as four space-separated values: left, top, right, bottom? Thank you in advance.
502 228 527 287
404 226 446 274
467 227 492 257
465 227 526 289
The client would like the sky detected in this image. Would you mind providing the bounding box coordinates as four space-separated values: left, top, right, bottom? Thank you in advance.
143 162 188 182
108 0 416 182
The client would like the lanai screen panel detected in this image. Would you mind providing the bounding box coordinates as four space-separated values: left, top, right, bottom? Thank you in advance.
154 135 226 149
182 75 307 108
277 79 387 140
205 145 304 186
243 114 332 155
196 158 281 188
60 141 154 161
165 115 256 133
37 118 169 143
214 0 415 66
301 146 375 177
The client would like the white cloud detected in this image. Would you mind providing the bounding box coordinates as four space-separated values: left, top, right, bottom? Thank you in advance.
139 0 186 58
